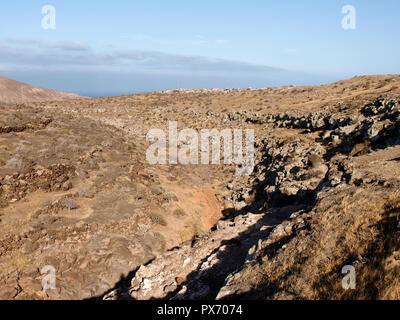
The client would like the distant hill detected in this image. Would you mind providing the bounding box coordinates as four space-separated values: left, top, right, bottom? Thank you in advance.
0 76 82 103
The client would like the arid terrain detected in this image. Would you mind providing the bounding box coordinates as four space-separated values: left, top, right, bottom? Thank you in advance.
0 76 82 104
0 74 399 300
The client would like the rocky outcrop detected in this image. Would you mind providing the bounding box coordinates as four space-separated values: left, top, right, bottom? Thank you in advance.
215 98 400 300
227 98 399 135
101 96 400 300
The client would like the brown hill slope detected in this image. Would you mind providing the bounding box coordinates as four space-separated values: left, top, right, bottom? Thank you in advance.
0 76 81 103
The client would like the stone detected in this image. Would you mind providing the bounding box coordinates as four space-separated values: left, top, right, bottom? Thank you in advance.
62 180 72 191
21 241 39 254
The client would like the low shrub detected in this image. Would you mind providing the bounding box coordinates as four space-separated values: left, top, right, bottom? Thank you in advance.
148 211 167 226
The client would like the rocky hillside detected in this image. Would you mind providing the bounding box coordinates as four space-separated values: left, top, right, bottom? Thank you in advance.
0 75 399 300
0 76 82 104
103 95 400 300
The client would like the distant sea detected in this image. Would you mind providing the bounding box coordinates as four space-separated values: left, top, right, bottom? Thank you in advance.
78 91 145 98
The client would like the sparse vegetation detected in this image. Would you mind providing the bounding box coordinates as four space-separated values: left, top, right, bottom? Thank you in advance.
0 196 8 208
148 211 167 226
36 178 50 190
6 156 27 170
153 232 167 251
163 192 177 203
137 223 150 236
244 191 256 205
62 198 79 210
173 208 186 218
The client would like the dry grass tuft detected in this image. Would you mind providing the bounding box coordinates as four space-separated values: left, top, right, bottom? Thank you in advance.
227 187 400 300
173 208 186 218
148 211 167 226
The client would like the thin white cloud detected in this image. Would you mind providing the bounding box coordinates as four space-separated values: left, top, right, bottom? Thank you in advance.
5 37 90 51
0 40 288 76
46 41 90 51
6 37 41 45
120 34 172 45
194 35 207 43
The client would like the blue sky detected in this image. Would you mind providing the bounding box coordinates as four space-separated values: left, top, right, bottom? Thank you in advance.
0 0 399 96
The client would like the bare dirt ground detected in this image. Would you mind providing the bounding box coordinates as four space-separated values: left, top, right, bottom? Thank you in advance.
0 74 399 300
